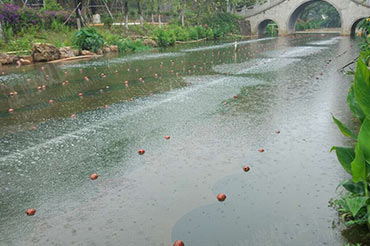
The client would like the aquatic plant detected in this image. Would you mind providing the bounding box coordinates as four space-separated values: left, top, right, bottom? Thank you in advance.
332 21 370 228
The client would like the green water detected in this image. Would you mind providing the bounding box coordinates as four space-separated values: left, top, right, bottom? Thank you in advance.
0 35 361 245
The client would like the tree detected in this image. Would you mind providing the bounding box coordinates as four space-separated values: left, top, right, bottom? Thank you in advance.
123 0 129 29
137 0 144 25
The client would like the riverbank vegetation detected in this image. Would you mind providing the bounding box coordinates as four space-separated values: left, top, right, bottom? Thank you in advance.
331 18 370 233
0 0 242 55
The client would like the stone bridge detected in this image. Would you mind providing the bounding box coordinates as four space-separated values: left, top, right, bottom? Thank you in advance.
236 0 370 36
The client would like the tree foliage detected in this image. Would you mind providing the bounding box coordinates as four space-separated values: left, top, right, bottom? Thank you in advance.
295 1 340 30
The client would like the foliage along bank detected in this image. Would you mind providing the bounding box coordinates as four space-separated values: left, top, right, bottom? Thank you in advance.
331 18 370 230
0 2 241 66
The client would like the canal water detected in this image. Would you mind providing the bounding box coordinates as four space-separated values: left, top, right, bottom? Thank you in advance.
0 34 359 245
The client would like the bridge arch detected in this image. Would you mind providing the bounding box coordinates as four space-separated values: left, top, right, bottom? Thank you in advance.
287 0 342 34
258 19 279 37
239 0 370 36
351 18 366 37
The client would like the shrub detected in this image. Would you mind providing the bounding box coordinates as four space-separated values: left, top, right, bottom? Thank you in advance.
101 15 114 29
3 25 13 41
188 27 199 40
195 25 206 39
356 18 370 56
0 4 76 33
72 28 104 52
201 12 240 37
153 28 176 47
205 28 214 40
40 0 61 12
171 25 189 41
212 27 223 39
110 38 149 53
7 36 32 51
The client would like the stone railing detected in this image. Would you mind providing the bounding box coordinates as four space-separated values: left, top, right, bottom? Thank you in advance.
350 0 370 7
236 0 287 18
236 0 370 18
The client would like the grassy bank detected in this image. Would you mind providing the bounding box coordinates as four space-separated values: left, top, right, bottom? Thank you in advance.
0 3 241 55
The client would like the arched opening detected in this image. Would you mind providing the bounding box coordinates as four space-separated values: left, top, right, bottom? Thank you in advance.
351 18 366 37
258 19 279 37
288 0 341 33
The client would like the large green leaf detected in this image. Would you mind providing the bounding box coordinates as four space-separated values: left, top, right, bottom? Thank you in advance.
332 115 357 139
330 146 355 174
354 59 370 117
345 196 368 217
341 179 365 194
358 118 370 162
352 143 367 182
347 84 365 122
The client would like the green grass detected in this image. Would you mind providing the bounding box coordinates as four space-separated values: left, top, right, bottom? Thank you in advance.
0 26 75 53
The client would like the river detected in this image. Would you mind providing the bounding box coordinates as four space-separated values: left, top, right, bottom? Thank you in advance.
0 34 359 245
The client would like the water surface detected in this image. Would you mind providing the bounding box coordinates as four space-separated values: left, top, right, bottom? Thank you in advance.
0 34 358 245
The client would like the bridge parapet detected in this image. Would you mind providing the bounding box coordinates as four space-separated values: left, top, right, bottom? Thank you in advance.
349 0 370 7
236 0 286 18
236 0 370 18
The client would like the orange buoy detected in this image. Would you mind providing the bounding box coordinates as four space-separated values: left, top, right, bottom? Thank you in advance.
217 193 226 202
173 240 184 246
26 208 36 216
90 173 99 180
243 166 250 172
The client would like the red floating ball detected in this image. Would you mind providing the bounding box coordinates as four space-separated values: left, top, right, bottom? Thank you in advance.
138 149 145 155
71 114 76 118
217 193 226 202
173 240 184 246
48 99 54 104
90 173 99 180
165 136 170 140
8 108 14 113
258 148 264 152
275 130 280 134
243 166 250 172
26 208 36 216
78 92 83 97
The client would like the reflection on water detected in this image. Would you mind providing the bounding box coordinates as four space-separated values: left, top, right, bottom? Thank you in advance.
0 34 360 245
